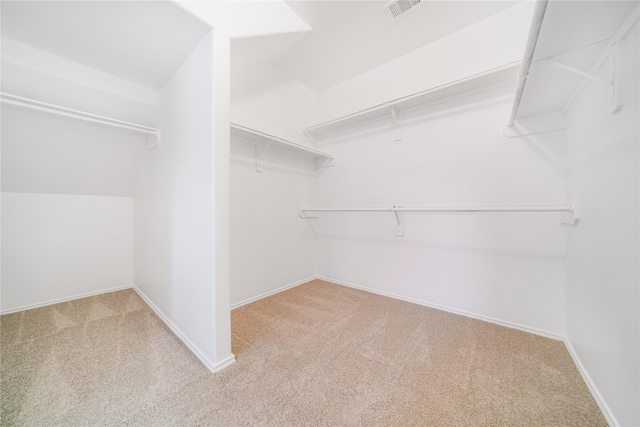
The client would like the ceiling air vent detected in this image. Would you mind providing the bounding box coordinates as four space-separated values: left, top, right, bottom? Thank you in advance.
383 0 422 20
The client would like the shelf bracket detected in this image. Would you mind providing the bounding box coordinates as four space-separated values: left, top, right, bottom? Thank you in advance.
392 206 404 237
317 157 336 169
561 202 580 225
256 139 273 172
146 131 161 151
302 130 317 145
388 104 402 141
609 40 624 113
299 210 318 219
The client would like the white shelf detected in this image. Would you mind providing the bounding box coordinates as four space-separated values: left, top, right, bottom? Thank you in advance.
508 1 639 134
302 62 521 144
230 123 334 172
0 91 160 140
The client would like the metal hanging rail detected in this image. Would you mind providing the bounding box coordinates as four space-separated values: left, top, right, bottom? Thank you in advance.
507 0 549 128
0 92 161 138
300 203 579 236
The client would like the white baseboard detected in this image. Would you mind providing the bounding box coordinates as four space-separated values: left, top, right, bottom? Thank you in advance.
230 276 317 310
132 286 235 373
563 339 617 427
317 276 563 341
0 285 134 315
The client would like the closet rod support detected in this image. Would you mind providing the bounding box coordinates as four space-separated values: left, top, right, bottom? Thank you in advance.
256 139 273 172
392 206 405 236
388 103 402 141
302 130 317 145
318 157 336 169
299 211 318 219
561 202 580 225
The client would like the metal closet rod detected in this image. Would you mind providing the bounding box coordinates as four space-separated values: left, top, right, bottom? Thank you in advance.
507 0 549 127
0 92 160 137
300 204 574 213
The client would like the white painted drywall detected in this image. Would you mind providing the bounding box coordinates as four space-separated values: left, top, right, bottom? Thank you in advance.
229 39 319 306
230 57 318 146
315 84 567 336
1 38 157 198
1 192 133 312
133 31 232 370
1 106 148 197
2 37 159 118
315 2 534 123
564 22 639 427
230 138 318 307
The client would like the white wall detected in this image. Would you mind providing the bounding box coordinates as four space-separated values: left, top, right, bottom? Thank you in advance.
230 56 317 145
1 106 148 197
133 31 233 371
228 37 319 306
230 139 318 307
315 2 534 123
1 193 133 312
1 39 149 313
315 84 567 336
564 23 639 427
1 37 157 198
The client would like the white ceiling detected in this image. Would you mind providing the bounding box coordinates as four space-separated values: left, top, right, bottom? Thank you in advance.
2 1 522 93
269 1 521 92
1 1 211 90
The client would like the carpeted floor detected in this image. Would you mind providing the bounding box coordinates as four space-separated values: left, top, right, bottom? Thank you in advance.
1 279 606 426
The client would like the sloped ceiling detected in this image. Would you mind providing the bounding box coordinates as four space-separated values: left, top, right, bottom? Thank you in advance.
271 1 521 92
1 1 211 90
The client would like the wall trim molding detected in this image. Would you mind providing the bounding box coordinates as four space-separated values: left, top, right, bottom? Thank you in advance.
132 286 235 373
317 276 564 341
0 284 134 315
563 338 618 427
230 276 317 310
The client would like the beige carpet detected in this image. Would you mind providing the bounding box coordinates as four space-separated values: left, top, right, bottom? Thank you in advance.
1 279 606 426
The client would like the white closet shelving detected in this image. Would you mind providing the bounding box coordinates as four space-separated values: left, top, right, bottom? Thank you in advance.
505 2 639 137
0 92 161 143
299 203 579 237
302 62 521 144
231 122 334 172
